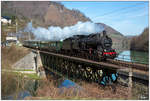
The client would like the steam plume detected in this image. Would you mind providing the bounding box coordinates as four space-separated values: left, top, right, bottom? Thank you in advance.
24 21 104 41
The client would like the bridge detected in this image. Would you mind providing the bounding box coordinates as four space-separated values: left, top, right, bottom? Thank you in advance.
23 44 149 86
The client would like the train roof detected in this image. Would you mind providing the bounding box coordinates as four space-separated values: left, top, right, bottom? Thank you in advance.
24 40 62 43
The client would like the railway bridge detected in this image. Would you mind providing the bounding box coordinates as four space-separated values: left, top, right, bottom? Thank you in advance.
24 45 149 86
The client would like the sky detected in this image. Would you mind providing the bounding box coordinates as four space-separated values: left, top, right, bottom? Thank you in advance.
61 1 149 36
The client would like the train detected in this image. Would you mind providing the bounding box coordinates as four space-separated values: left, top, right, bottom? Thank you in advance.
23 30 117 61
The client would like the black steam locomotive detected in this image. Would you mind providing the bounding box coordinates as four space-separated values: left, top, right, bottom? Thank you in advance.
23 30 117 61
62 30 116 60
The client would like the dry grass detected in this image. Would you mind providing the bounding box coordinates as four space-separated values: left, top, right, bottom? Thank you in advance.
25 75 129 100
1 72 25 98
77 82 129 99
1 72 17 97
1 45 30 69
1 45 30 98
132 82 149 99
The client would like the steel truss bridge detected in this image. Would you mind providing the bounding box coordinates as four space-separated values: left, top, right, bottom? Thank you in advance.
24 46 149 85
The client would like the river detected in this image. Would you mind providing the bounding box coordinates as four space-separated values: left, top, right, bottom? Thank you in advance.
115 50 149 64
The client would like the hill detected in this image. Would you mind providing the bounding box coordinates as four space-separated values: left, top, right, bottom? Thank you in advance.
1 1 90 27
130 28 149 52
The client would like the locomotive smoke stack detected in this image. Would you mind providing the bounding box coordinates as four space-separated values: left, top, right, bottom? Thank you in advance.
103 30 107 36
24 21 104 41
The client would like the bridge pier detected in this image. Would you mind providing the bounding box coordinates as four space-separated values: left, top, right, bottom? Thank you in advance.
32 50 45 78
128 68 133 99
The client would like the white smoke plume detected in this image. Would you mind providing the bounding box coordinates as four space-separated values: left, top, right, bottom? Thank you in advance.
24 21 104 41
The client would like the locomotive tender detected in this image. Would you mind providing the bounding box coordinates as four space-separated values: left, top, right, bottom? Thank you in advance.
23 30 117 61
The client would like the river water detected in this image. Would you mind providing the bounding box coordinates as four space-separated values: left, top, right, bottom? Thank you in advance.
115 50 149 64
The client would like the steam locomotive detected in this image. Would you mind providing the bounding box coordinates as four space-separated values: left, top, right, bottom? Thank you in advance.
23 30 117 61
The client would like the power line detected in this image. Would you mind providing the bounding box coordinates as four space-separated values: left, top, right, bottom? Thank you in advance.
94 6 147 21
92 2 147 20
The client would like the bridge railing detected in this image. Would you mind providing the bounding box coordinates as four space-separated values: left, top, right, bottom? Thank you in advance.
115 54 149 65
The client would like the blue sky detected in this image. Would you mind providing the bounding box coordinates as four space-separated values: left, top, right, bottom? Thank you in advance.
61 1 149 36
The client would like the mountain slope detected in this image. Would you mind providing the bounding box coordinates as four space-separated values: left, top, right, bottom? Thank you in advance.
130 28 149 52
2 1 90 27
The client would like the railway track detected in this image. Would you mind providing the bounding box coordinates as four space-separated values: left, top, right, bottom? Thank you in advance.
107 59 148 71
36 50 148 81
29 46 149 72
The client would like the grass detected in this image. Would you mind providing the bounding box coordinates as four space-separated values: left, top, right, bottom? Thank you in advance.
25 96 122 100
29 74 130 100
2 68 34 72
1 72 23 97
132 82 149 100
25 96 127 100
23 73 40 80
15 69 34 71
2 69 40 80
2 45 30 69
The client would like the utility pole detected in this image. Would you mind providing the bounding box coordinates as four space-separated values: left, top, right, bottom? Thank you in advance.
15 7 19 41
16 19 18 33
15 6 18 33
28 19 32 40
128 68 133 99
